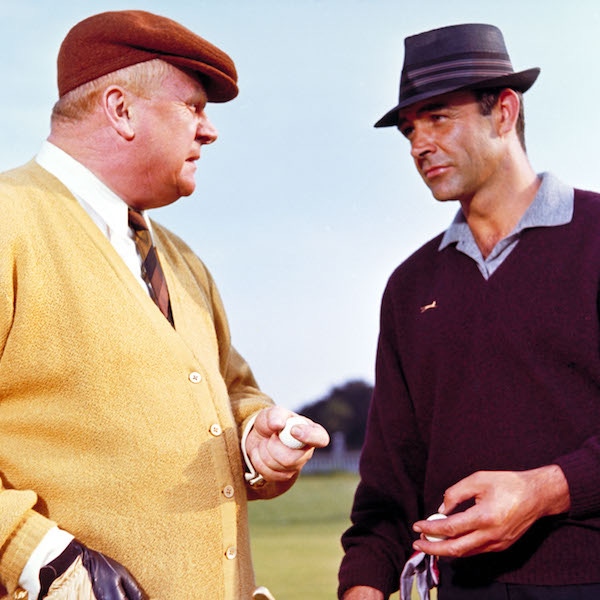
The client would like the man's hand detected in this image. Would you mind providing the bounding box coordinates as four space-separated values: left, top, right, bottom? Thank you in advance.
38 539 146 600
244 406 329 485
412 465 570 557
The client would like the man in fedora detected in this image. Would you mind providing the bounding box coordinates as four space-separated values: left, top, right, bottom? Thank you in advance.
338 23 600 600
0 9 329 600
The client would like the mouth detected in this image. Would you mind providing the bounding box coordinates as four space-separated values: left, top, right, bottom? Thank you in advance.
422 164 450 180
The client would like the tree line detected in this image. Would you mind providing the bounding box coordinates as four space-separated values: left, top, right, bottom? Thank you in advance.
297 379 373 452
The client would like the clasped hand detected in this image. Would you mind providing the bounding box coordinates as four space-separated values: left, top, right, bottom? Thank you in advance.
244 406 330 483
412 465 570 557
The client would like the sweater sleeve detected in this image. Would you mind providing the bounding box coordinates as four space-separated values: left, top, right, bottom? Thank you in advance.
338 285 426 598
554 436 600 518
553 258 600 519
0 208 56 592
553 200 600 519
0 500 56 595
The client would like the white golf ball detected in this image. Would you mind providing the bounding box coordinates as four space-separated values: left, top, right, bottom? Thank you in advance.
425 513 448 542
278 416 307 449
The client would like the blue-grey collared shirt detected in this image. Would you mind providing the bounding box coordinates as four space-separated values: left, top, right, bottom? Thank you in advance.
439 172 574 279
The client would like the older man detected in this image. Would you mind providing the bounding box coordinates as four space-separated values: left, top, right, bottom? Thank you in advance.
338 23 600 600
0 10 328 600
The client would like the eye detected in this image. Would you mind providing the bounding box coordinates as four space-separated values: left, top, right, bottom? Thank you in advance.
430 113 447 123
186 101 207 115
398 124 414 139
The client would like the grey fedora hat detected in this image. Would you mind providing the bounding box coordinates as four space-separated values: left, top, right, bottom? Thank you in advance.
375 23 540 128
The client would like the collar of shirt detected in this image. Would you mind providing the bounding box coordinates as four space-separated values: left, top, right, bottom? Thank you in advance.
35 140 151 292
35 140 138 241
438 172 574 279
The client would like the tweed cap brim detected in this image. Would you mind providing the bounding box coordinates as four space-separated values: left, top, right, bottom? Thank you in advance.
57 10 238 102
374 23 539 128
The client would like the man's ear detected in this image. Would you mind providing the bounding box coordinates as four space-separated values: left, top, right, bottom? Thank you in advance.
102 86 135 140
495 88 521 138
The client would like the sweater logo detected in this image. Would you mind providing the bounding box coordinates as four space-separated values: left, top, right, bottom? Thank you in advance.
420 300 437 313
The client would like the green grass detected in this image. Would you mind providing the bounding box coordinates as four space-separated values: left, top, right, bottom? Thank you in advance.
249 472 405 600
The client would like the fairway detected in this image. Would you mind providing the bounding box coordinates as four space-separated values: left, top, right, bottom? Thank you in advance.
249 472 410 599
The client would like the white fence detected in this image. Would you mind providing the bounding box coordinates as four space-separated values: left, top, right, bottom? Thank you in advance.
302 432 361 474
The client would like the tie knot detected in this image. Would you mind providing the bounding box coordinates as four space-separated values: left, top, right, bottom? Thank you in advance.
128 208 149 233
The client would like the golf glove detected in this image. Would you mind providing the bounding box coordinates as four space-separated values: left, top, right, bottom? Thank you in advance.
37 539 146 600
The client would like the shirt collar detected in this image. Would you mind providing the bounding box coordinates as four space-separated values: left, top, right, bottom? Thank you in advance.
35 140 138 240
439 172 574 251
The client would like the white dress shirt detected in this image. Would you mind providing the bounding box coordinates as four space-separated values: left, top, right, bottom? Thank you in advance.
35 141 150 294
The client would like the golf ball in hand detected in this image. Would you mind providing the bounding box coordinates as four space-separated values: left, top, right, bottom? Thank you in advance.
279 416 307 449
425 513 448 542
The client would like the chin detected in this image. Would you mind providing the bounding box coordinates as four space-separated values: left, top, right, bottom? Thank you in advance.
430 188 456 202
177 180 197 198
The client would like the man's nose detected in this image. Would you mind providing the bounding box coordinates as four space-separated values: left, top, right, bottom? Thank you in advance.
197 112 218 144
410 124 434 158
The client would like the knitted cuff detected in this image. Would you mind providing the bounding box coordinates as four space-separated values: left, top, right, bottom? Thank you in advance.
0 510 56 595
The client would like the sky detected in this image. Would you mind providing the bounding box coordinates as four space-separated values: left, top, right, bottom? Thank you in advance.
1 0 600 410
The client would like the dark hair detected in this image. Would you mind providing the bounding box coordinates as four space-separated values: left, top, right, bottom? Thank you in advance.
474 88 526 151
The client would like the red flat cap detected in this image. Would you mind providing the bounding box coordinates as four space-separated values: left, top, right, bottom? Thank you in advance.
57 10 238 102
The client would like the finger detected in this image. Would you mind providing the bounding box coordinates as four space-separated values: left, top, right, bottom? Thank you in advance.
413 505 482 542
441 471 490 512
267 435 316 469
251 452 300 481
278 416 310 449
413 527 495 558
253 407 288 436
250 438 308 479
282 421 330 449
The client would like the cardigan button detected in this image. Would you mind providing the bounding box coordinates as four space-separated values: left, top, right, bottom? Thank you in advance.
223 485 235 498
189 371 202 384
225 546 237 560
210 423 222 437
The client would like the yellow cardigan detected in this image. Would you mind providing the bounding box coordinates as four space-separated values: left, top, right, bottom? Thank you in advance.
0 162 274 599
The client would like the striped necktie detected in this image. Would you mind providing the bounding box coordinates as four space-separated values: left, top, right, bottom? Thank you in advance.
128 208 174 326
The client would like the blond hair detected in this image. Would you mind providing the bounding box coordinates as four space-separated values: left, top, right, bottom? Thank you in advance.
51 58 171 121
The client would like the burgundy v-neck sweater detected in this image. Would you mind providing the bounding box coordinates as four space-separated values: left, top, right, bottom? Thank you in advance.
339 189 600 596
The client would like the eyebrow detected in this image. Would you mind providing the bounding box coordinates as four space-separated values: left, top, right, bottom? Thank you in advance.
190 91 208 104
417 101 448 114
398 101 450 130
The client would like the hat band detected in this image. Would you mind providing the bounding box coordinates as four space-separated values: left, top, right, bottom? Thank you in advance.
402 57 514 93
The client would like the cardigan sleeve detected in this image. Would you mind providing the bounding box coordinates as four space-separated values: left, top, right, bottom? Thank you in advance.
0 502 56 595
0 199 57 594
